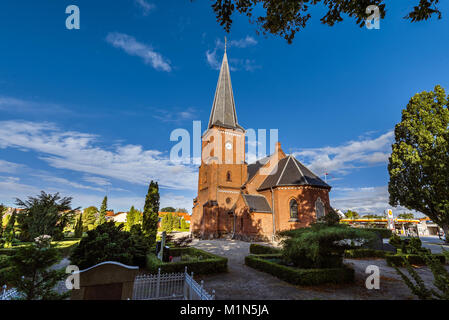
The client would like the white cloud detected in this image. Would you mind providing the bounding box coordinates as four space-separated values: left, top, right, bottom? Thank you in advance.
0 96 69 114
0 120 197 191
150 107 197 123
33 174 105 192
106 32 172 72
0 160 24 174
206 36 259 71
134 0 155 16
331 185 422 217
293 131 394 176
83 175 112 186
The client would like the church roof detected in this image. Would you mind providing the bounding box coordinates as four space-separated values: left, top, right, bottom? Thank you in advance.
246 156 270 182
208 50 244 131
242 194 272 213
257 155 330 191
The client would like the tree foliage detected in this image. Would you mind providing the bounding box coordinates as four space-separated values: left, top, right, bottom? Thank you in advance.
4 210 17 247
142 181 160 247
7 236 68 300
208 0 442 43
345 209 359 219
74 213 83 238
15 191 78 242
98 196 108 225
398 213 415 220
161 207 176 212
388 85 449 238
125 206 141 231
82 206 98 230
70 222 149 269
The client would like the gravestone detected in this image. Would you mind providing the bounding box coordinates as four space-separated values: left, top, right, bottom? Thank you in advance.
70 261 139 300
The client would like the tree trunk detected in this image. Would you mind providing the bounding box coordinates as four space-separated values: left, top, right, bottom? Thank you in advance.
443 226 449 244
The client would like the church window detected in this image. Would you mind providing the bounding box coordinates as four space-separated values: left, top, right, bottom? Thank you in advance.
226 171 232 181
315 198 325 220
289 199 298 220
226 197 231 204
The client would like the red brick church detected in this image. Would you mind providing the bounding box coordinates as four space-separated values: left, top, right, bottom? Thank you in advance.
190 48 332 241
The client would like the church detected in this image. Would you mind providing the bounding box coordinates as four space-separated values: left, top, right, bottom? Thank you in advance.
190 48 332 241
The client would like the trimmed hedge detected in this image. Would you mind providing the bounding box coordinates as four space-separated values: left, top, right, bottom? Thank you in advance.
344 249 390 259
0 240 80 257
386 253 446 267
362 228 393 239
146 247 227 275
249 243 281 255
245 254 354 286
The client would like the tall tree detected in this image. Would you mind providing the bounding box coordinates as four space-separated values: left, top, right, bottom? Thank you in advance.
142 181 160 246
388 85 449 240
82 206 98 230
4 210 17 247
125 206 139 231
15 191 78 241
74 213 83 238
98 196 108 225
0 204 5 239
208 0 442 43
345 210 359 219
161 207 176 212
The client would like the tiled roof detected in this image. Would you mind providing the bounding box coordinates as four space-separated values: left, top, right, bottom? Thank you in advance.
208 51 244 131
258 155 330 191
242 194 272 213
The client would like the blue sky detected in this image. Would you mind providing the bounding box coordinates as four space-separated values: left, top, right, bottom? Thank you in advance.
0 0 448 216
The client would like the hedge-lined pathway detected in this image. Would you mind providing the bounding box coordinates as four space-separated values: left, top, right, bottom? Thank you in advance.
192 239 442 300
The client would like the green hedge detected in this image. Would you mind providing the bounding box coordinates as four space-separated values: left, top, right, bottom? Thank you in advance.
344 249 390 259
0 240 79 257
386 254 446 267
146 247 227 275
245 254 354 286
362 228 392 239
249 243 281 255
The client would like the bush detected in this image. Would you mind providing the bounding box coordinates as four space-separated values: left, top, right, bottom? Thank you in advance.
249 243 281 255
245 254 354 286
146 247 227 275
361 228 392 239
386 253 446 267
71 222 149 269
280 223 376 268
344 249 390 259
0 240 79 257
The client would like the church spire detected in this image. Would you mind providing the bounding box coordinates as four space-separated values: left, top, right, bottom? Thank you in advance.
208 44 243 131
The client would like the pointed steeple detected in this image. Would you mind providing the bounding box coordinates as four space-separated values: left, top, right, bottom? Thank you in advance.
208 47 243 131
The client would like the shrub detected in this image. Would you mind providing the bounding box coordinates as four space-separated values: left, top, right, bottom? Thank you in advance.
7 236 68 300
249 243 281 255
146 247 227 275
394 251 449 299
344 249 390 259
71 222 149 269
386 254 446 267
361 228 392 239
280 223 376 268
245 254 354 286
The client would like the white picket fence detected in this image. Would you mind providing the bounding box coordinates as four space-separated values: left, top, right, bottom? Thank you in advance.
132 267 215 300
0 285 21 300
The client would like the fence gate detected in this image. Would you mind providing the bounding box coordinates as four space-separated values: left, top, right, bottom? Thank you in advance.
132 267 215 300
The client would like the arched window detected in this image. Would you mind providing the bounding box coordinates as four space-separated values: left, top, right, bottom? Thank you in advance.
226 171 232 182
315 198 325 220
289 199 298 220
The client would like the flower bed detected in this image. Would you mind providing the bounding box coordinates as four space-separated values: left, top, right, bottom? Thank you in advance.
245 254 354 286
146 247 227 275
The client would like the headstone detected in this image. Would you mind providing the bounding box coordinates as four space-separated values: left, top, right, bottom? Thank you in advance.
70 261 139 300
158 231 166 261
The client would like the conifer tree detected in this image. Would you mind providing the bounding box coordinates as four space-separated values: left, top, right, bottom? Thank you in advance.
125 206 138 231
4 210 17 247
74 213 83 238
98 196 108 225
142 181 159 246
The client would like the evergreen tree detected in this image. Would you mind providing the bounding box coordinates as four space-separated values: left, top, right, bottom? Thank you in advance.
4 210 17 247
98 196 108 225
15 191 77 241
74 213 83 238
161 213 174 233
161 207 176 212
0 204 5 240
82 206 98 230
125 206 138 231
142 181 160 246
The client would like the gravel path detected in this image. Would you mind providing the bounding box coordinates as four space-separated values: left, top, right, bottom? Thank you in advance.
192 239 447 300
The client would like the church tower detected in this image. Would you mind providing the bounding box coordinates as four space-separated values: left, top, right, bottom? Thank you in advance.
191 46 247 238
